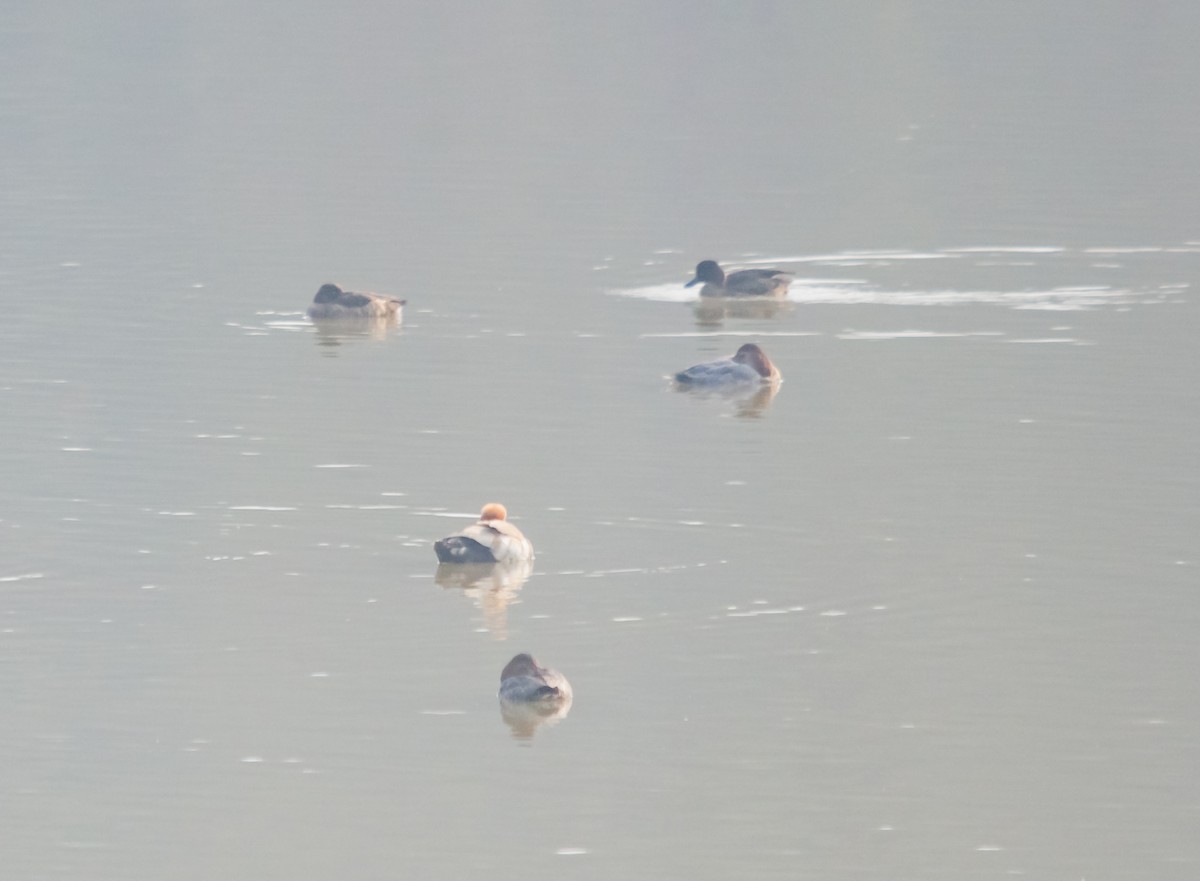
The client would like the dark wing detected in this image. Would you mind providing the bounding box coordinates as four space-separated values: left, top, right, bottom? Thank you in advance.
724 268 793 296
727 268 788 282
434 535 496 563
675 359 752 385
336 291 375 308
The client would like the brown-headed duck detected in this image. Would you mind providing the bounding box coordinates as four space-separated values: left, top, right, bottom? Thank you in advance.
674 342 781 387
307 282 405 320
433 502 534 564
498 653 572 704
685 260 793 298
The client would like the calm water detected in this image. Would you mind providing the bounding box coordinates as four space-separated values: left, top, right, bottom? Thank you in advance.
2 4 1198 880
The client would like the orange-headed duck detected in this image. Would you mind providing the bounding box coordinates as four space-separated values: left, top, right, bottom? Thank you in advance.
498 653 572 704
674 343 781 386
433 502 534 564
307 282 405 320
685 260 793 298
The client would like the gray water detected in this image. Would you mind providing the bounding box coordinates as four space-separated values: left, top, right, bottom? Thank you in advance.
2 4 1198 879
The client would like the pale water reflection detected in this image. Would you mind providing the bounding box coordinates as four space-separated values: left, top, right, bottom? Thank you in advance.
671 379 781 420
231 312 405 349
310 314 401 349
692 296 794 328
499 691 573 742
435 559 532 641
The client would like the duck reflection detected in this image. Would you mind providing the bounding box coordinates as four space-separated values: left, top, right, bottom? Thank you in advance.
435 559 532 640
500 696 573 740
673 380 781 419
498 653 572 741
310 313 401 350
692 296 793 328
732 381 781 418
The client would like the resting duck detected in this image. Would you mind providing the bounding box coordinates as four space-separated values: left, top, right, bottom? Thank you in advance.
674 342 781 386
685 260 793 298
307 282 405 320
433 503 534 564
498 653 572 704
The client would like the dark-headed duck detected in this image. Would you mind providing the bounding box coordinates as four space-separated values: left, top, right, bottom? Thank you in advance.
433 502 534 564
307 282 405 320
685 260 793 298
498 653 572 704
674 342 781 386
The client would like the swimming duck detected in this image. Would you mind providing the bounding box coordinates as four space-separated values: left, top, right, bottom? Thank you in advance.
685 260 793 298
307 282 405 320
433 503 534 564
498 653 572 704
674 343 781 386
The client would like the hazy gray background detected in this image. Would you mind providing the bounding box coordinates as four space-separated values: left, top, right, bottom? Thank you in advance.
2 3 1197 879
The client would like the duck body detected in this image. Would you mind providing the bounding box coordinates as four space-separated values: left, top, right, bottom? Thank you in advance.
433 502 534 564
307 282 405 320
685 260 793 298
498 653 572 703
674 342 781 387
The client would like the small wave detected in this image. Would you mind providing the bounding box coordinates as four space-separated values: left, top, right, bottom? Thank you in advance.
1004 337 1087 345
613 281 861 304
412 509 486 519
741 251 955 264
614 282 1155 310
641 330 819 339
838 330 1004 341
943 246 1065 254
612 247 1190 310
323 504 406 510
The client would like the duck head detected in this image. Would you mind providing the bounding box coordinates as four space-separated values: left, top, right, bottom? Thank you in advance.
313 282 344 303
685 260 725 287
732 343 777 379
500 652 543 682
480 502 508 522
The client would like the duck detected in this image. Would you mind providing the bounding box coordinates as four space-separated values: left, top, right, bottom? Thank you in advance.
498 653 572 704
307 282 405 320
685 260 793 298
433 502 534 564
674 342 781 387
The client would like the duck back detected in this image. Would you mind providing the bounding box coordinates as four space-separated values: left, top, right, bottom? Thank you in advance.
674 360 762 386
433 535 497 563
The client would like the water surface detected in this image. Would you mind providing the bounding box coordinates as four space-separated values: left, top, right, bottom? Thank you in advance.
2 4 1198 880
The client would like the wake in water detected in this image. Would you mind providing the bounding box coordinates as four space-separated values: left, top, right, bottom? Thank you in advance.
608 246 1193 311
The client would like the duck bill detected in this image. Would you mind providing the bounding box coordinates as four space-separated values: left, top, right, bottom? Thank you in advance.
684 276 701 287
